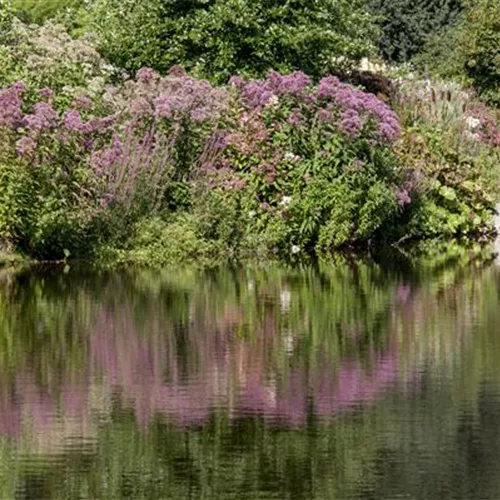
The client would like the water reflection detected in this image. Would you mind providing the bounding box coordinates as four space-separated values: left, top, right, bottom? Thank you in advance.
0 246 499 499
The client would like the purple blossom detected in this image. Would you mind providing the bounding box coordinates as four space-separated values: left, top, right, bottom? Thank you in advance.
91 134 123 170
11 82 27 95
16 136 37 156
72 95 92 110
39 88 54 100
318 108 333 122
267 70 312 95
339 109 362 137
129 97 152 117
190 108 208 122
88 115 116 134
288 109 301 126
211 130 228 151
22 115 44 131
0 86 24 127
316 76 341 99
241 81 274 108
228 76 245 89
154 95 173 119
33 102 58 129
64 109 84 132
168 65 186 77
378 121 400 142
395 188 412 206
280 71 312 94
136 67 156 83
153 77 226 122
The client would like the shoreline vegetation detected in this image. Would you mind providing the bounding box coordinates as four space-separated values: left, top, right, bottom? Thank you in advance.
0 0 499 266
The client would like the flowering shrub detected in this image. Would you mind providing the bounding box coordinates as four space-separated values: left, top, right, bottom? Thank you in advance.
388 75 499 242
0 20 115 107
0 69 230 258
394 76 500 148
204 71 404 252
0 66 498 261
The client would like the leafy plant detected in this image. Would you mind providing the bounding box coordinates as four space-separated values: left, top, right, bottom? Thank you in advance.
417 0 500 105
12 0 84 25
364 0 462 63
90 0 378 83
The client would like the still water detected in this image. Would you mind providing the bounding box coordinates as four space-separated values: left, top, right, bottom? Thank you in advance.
1 249 500 499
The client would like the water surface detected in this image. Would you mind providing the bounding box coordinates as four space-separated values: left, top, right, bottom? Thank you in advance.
1 250 500 499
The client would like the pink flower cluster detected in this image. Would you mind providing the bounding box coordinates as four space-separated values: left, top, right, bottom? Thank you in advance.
236 72 401 142
238 70 312 107
0 83 25 128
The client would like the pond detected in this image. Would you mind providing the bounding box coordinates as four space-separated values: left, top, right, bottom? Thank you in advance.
1 250 500 499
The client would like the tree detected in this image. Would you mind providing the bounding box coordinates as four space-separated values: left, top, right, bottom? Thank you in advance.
364 0 462 63
90 0 378 83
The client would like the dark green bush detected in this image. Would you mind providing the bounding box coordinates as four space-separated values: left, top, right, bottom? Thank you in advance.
364 0 462 63
91 0 377 83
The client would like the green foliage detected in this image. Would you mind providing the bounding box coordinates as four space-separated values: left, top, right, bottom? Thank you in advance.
108 215 222 265
281 157 399 252
91 0 377 83
12 0 82 25
0 158 97 259
0 161 33 246
419 0 500 105
393 124 497 241
364 0 462 63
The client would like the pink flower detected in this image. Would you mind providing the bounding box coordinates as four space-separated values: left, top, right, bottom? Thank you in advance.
39 88 54 100
395 188 412 206
16 136 37 156
136 67 157 83
0 86 24 127
64 109 84 132
72 95 92 110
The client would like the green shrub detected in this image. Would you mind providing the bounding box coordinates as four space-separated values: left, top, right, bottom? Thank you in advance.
364 0 462 63
12 0 83 25
392 124 497 241
109 215 221 265
91 0 377 83
418 0 500 105
0 159 96 259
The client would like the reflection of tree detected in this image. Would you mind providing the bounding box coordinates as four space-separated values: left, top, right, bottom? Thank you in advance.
0 246 498 498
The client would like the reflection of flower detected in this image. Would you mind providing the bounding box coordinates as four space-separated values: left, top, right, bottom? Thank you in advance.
280 289 291 311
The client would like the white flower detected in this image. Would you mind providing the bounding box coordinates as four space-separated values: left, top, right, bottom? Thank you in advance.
291 245 300 254
465 116 481 132
283 152 300 163
279 196 292 208
266 95 279 108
